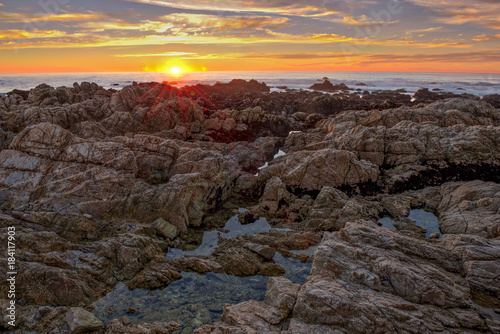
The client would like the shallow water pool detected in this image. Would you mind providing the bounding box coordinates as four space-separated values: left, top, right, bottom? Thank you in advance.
378 209 441 239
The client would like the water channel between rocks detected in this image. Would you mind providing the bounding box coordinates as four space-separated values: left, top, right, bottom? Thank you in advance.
92 212 314 333
378 208 441 238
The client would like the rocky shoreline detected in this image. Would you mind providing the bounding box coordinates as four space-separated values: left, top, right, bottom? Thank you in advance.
0 79 499 333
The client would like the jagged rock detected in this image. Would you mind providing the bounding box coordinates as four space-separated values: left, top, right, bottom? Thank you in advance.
483 94 500 108
264 277 300 314
154 218 179 239
309 80 349 92
438 180 500 238
263 148 379 191
105 317 179 334
289 220 498 333
66 307 103 333
247 243 276 260
1 79 499 334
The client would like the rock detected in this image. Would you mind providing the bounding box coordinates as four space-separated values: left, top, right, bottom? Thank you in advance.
309 80 350 92
429 232 441 239
238 210 259 224
126 306 136 314
1 78 499 334
154 218 179 239
247 243 276 260
222 300 285 329
438 181 500 238
105 317 179 334
213 238 285 277
8 89 30 100
289 220 496 333
264 277 300 314
265 148 379 191
413 88 461 103
66 307 103 333
483 94 500 108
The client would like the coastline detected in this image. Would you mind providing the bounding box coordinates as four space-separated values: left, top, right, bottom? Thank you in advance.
0 79 499 333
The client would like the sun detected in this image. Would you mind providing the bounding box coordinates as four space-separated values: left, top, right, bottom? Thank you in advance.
170 67 181 75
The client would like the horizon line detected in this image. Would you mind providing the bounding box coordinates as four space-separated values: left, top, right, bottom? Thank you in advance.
2 70 499 75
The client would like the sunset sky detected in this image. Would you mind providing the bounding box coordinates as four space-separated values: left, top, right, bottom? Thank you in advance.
0 0 499 73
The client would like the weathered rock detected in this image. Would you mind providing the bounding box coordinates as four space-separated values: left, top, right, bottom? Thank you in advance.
289 220 497 333
264 277 300 314
263 148 379 191
438 180 500 238
66 307 103 333
1 80 499 334
154 218 179 239
105 316 179 334
309 80 349 92
247 243 276 260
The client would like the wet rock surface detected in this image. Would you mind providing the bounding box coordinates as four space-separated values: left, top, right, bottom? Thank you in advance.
0 80 499 333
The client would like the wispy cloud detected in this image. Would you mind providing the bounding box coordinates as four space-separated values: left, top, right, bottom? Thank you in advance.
335 14 399 27
0 29 66 40
114 51 198 57
123 0 344 17
406 0 500 29
0 11 113 23
357 50 500 65
472 33 500 42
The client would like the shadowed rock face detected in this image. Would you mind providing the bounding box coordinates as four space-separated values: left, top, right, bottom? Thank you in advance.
0 81 499 333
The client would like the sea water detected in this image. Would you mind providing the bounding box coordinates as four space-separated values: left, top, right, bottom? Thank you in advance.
1 71 499 96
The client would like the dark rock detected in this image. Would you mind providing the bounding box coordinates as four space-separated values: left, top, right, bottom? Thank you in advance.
7 89 30 100
247 243 276 260
309 80 350 92
238 210 259 224
483 94 500 108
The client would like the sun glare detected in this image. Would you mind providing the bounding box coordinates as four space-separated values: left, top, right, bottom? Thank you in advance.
171 67 181 75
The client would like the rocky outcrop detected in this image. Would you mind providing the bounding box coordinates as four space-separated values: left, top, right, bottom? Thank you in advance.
262 149 379 192
309 80 350 92
438 180 500 238
1 80 499 333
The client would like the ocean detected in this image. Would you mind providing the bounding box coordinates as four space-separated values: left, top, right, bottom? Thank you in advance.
1 71 499 97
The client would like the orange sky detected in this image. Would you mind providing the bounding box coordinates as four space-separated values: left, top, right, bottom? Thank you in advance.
1 0 500 74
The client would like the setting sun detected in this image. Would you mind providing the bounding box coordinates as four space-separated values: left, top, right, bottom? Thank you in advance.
171 67 181 75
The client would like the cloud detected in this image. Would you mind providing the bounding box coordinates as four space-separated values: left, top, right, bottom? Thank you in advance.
162 13 290 31
0 29 66 40
234 52 346 59
0 11 113 23
357 50 500 65
123 0 344 17
114 52 198 57
405 0 500 29
472 34 500 42
335 14 399 27
74 13 290 36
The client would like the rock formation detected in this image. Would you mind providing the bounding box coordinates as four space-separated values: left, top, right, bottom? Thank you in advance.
0 80 499 333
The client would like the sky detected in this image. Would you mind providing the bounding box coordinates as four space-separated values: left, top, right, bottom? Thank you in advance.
0 0 499 73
